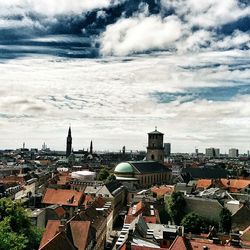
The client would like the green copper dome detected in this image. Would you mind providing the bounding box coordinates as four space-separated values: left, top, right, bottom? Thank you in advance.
114 162 134 173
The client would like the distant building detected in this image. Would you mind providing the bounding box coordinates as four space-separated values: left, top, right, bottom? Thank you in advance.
66 126 72 158
205 147 220 158
195 148 199 155
146 127 164 163
229 148 239 158
164 143 171 157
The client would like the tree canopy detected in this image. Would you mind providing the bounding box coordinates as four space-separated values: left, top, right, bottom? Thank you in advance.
97 167 111 181
181 212 215 234
166 192 186 225
219 207 232 233
0 198 43 250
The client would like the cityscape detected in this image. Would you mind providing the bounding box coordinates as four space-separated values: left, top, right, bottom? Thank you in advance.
0 127 249 249
0 0 250 250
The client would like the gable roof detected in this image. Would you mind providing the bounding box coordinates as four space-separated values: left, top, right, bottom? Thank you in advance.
39 232 76 250
70 221 91 250
184 196 223 221
129 161 171 174
39 220 92 250
42 188 84 207
169 236 187 250
182 167 228 180
39 220 61 249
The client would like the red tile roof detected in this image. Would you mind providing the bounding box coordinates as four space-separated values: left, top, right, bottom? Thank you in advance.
39 220 61 248
196 179 213 189
54 206 66 218
124 215 137 224
151 186 174 197
219 179 250 192
169 236 187 250
189 238 248 249
83 195 94 208
39 220 91 250
39 231 76 250
128 201 143 216
42 188 84 207
69 221 91 250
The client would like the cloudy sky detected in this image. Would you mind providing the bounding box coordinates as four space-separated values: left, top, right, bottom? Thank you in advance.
0 0 250 153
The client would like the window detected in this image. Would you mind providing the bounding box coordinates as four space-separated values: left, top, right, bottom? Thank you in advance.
151 154 154 160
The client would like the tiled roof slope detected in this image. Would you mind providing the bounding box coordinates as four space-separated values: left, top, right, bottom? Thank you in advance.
42 188 84 207
196 179 213 189
39 220 61 248
130 161 171 174
70 221 91 250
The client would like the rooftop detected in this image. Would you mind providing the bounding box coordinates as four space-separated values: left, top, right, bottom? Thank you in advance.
42 188 84 207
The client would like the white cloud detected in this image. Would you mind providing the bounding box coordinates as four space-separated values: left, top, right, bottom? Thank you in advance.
161 0 250 28
0 48 250 152
0 0 112 16
100 15 182 56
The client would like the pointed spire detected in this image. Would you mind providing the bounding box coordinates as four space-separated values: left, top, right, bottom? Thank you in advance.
66 125 72 158
68 125 71 137
90 140 93 154
155 126 157 131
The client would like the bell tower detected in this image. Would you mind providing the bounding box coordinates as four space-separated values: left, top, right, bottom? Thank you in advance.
66 126 72 158
146 127 164 163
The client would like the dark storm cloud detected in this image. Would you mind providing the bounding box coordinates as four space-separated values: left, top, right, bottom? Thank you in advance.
0 0 248 59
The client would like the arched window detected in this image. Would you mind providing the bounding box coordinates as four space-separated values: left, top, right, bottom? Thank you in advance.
151 154 155 160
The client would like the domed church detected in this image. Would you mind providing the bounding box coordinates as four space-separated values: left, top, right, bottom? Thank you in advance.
114 128 171 188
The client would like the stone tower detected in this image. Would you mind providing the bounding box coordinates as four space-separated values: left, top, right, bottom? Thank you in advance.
146 127 164 163
66 126 72 158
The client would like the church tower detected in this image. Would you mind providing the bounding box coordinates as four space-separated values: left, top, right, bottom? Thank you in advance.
66 126 72 158
146 127 164 163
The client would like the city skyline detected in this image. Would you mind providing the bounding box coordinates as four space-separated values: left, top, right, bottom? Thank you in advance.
1 125 249 155
0 0 249 152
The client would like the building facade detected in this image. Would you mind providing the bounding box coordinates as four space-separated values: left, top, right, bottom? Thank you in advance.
229 148 239 158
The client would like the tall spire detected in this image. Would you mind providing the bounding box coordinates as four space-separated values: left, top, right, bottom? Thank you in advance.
68 125 71 137
90 140 93 154
66 126 72 158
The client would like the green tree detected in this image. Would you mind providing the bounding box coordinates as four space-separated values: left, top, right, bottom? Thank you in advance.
158 206 171 224
219 208 232 233
0 218 28 250
97 167 110 181
105 174 116 184
166 192 186 224
0 198 43 250
181 213 211 234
